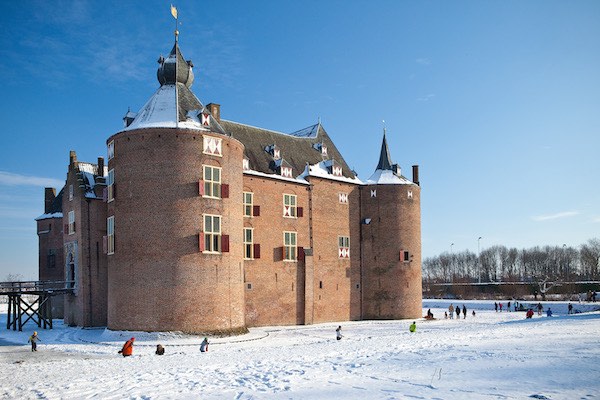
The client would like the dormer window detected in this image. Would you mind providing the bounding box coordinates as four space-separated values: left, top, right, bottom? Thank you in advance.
265 144 281 160
313 142 328 157
281 165 293 178
107 141 114 161
332 165 342 177
201 112 210 127
243 158 250 171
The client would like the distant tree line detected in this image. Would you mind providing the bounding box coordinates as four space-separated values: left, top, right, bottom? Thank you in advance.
423 238 600 284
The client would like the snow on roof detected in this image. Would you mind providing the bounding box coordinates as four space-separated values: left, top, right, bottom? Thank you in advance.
243 169 310 185
299 162 363 185
365 169 414 185
35 212 63 221
123 85 210 132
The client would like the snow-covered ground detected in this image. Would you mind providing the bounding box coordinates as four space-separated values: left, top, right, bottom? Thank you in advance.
1 299 599 399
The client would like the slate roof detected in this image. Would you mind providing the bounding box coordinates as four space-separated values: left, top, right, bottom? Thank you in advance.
220 120 356 180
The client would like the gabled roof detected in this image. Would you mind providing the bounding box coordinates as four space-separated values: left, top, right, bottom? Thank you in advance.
35 188 64 220
220 121 356 181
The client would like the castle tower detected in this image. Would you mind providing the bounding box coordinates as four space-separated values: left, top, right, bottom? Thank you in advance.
360 132 422 319
105 40 246 333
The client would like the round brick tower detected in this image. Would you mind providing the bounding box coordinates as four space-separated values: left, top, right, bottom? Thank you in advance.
105 41 246 334
360 132 422 319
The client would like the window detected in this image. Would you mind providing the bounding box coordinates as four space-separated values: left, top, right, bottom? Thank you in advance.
283 194 297 218
107 216 115 255
243 192 253 217
284 231 297 261
339 193 349 204
403 250 410 262
68 211 75 235
107 140 114 160
244 228 253 259
338 236 350 258
107 169 115 202
69 184 73 201
203 135 222 157
203 165 221 198
47 249 56 268
203 214 221 253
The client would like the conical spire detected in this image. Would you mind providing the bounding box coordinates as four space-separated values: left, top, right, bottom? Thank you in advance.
376 129 393 171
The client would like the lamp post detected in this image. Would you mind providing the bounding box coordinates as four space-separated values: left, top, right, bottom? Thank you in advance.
478 237 482 284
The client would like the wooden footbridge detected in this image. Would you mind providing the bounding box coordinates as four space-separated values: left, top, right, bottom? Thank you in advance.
0 281 74 331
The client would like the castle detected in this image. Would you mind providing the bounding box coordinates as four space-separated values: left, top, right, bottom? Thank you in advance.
36 37 422 333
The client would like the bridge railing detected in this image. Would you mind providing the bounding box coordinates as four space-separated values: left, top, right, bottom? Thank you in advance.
0 280 75 294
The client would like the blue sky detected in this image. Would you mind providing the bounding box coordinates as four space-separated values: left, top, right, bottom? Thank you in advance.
1 1 599 280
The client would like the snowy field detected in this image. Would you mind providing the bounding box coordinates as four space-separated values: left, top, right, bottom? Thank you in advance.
1 299 599 400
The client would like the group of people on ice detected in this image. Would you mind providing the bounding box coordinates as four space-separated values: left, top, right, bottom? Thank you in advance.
115 336 210 357
446 304 470 319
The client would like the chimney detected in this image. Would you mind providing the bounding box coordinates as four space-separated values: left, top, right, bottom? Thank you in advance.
412 165 420 186
69 150 77 168
206 103 221 122
44 188 56 214
97 157 105 177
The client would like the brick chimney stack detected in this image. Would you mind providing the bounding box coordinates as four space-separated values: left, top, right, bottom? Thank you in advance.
206 103 221 122
69 150 77 168
412 165 420 186
44 188 56 213
97 157 104 176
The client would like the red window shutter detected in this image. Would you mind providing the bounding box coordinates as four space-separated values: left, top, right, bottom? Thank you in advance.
222 235 230 252
199 232 204 252
102 236 107 254
297 207 303 217
253 205 260 217
198 180 204 196
221 184 229 199
400 250 404 261
298 246 305 261
102 187 107 202
253 243 261 259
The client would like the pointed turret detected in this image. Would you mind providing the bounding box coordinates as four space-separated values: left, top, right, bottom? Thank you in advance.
366 130 413 185
376 130 394 171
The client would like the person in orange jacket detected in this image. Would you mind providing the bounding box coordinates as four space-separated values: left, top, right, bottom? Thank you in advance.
118 337 135 357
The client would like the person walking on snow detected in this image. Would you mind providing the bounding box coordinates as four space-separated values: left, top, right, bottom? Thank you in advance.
537 303 543 316
568 303 573 314
118 337 135 357
336 326 343 340
499 302 503 312
409 321 416 332
546 308 553 317
462 305 467 319
28 331 40 352
449 304 454 319
494 302 498 312
200 337 209 352
155 344 165 355
507 301 511 312
456 306 460 319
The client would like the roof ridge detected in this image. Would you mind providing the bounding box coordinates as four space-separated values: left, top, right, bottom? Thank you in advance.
222 119 322 140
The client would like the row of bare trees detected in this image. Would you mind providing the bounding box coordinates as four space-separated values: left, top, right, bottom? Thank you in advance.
423 238 600 284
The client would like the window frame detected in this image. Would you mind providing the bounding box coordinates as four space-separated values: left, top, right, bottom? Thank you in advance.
203 165 222 199
107 140 115 161
283 231 297 261
69 184 73 201
68 211 75 235
203 214 222 253
283 194 297 218
107 169 115 202
107 216 115 255
243 227 254 259
243 192 253 217
338 235 350 259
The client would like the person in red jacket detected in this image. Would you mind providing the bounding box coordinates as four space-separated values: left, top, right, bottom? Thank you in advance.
119 337 135 357
526 309 534 319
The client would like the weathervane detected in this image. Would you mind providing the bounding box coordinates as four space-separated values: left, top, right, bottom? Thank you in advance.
171 4 179 42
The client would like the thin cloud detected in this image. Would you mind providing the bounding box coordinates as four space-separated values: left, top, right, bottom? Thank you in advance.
416 58 431 66
0 171 63 188
531 211 579 221
591 217 600 223
417 94 436 102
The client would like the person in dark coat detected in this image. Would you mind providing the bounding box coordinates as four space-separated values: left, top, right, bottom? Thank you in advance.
155 344 165 355
200 337 209 352
568 303 573 314
462 305 467 319
456 306 460 318
336 326 342 340
494 302 498 312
